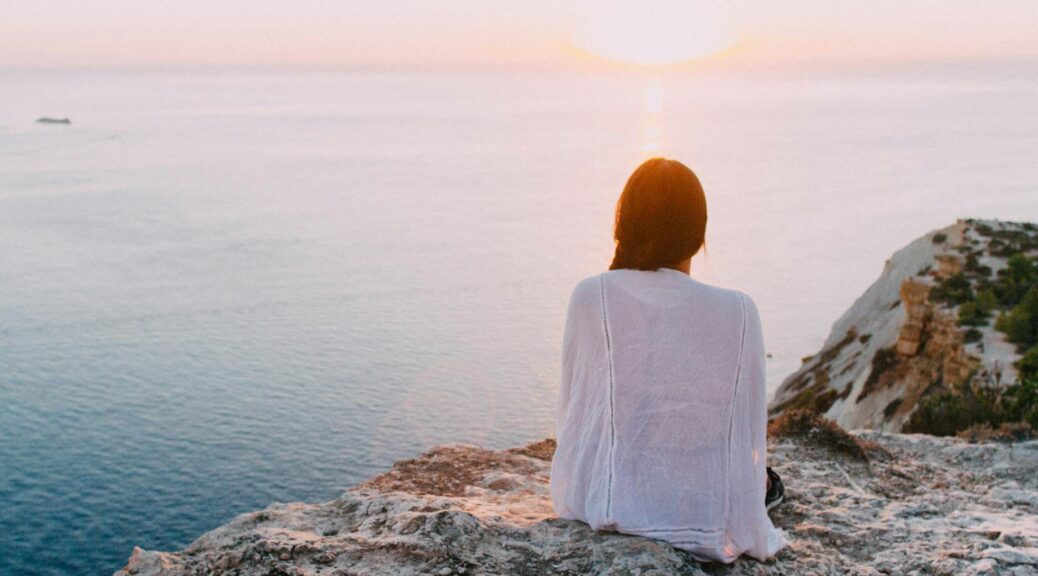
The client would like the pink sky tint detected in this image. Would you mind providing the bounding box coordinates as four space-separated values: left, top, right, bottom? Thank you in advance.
0 0 1036 69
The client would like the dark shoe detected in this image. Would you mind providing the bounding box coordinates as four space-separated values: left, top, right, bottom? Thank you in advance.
765 467 784 511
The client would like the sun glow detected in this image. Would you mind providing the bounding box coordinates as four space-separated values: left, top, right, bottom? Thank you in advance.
573 0 735 67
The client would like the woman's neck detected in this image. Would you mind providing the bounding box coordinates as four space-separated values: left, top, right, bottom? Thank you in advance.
663 258 692 275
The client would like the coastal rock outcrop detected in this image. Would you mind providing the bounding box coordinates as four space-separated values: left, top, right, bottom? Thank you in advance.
117 429 1038 576
769 219 1035 432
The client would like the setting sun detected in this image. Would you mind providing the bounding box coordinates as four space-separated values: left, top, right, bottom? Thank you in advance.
572 0 736 66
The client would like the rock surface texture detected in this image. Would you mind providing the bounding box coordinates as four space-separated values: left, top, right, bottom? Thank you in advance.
117 433 1038 576
769 219 1032 431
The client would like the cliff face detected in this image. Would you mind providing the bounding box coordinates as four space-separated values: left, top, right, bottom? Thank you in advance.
769 219 1030 432
116 432 1038 575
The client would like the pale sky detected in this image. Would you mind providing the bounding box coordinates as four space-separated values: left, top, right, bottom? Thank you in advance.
2 0 1036 69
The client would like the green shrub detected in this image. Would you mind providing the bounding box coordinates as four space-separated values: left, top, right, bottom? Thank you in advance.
905 384 1000 436
1018 347 1038 382
1002 377 1038 430
976 289 998 315
965 254 993 278
958 302 986 327
996 311 1009 331
997 287 1038 350
931 273 974 306
906 377 1038 437
993 255 1038 307
1007 254 1037 285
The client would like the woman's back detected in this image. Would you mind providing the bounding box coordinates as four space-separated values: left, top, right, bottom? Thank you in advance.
550 268 785 563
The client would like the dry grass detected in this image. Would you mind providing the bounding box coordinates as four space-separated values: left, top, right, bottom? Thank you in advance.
769 409 886 462
364 444 540 497
956 422 1036 443
507 438 556 461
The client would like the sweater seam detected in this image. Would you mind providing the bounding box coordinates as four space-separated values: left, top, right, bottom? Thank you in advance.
599 275 616 526
723 293 749 530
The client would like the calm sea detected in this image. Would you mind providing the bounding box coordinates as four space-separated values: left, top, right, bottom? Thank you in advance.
2 66 1037 575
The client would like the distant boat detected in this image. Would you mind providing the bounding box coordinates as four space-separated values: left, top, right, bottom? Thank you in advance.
36 117 71 125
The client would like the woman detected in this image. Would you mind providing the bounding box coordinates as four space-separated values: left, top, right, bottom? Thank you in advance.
550 158 786 563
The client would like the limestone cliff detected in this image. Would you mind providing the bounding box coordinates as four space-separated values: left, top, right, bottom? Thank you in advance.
769 219 1033 432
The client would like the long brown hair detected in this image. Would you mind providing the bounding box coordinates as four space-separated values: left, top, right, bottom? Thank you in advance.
609 158 707 271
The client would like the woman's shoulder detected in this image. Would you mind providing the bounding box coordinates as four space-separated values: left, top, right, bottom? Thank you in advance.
572 270 757 312
569 272 604 301
562 274 607 320
697 283 761 326
688 278 751 302
689 283 759 328
575 269 755 296
706 284 759 315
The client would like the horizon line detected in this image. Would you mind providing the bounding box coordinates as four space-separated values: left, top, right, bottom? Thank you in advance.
3 54 1037 76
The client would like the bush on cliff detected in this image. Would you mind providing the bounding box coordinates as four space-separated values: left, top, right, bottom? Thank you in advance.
1019 347 1038 381
958 302 985 327
956 422 1035 443
991 255 1038 309
996 287 1038 350
905 378 1038 437
768 409 882 462
959 290 998 327
1007 253 1037 285
931 273 973 306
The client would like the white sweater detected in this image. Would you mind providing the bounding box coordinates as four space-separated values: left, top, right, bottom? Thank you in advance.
550 268 786 563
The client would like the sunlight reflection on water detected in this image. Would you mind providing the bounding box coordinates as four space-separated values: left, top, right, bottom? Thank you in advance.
641 78 666 154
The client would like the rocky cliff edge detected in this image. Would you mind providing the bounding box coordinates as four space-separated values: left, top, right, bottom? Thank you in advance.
117 418 1038 576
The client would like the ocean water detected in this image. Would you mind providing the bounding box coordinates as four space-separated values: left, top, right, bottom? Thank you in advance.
1 66 1037 575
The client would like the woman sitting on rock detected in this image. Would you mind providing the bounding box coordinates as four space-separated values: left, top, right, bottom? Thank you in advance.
550 158 786 563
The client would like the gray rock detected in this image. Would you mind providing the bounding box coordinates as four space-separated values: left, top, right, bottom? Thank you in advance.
114 434 1038 575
